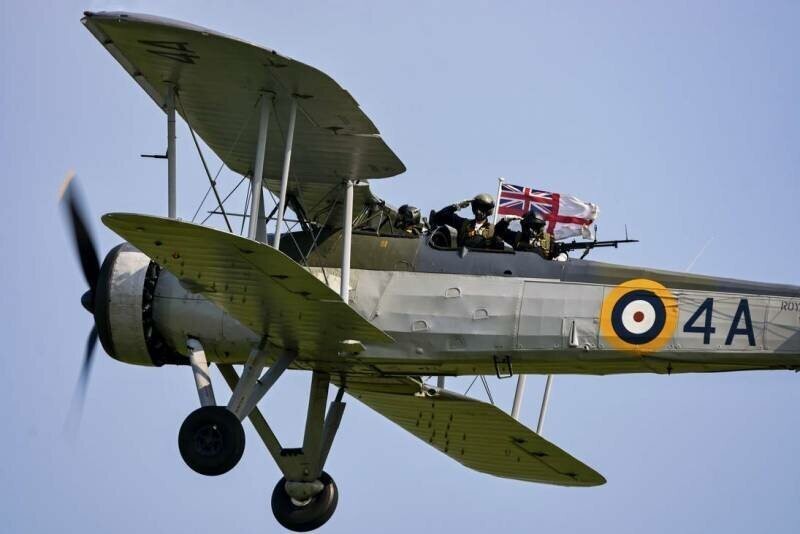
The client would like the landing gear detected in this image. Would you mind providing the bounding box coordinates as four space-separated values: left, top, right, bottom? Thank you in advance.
271 472 339 532
182 340 347 528
178 406 245 476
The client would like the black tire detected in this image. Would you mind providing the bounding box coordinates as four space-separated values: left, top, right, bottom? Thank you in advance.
271 472 338 532
178 406 245 476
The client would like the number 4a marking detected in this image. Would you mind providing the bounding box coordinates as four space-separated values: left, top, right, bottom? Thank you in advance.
683 298 716 344
682 298 757 346
726 299 756 346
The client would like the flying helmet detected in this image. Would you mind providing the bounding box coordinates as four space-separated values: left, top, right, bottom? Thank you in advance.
395 204 421 229
521 209 545 232
471 193 495 220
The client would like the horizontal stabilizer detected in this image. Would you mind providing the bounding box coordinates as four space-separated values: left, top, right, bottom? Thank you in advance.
102 213 392 357
350 387 605 487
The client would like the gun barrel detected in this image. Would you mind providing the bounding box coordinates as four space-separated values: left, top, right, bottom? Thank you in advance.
557 238 639 253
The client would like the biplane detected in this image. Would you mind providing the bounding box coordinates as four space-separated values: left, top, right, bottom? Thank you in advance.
65 11 800 532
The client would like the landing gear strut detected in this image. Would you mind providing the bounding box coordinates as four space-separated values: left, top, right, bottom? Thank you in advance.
182 340 345 530
178 341 246 476
271 471 339 532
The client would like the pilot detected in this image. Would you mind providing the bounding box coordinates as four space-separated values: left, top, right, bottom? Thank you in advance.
495 210 556 259
395 204 423 236
431 193 503 249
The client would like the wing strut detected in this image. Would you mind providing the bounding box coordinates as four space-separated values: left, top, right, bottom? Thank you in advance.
247 92 272 241
536 375 554 434
340 179 354 301
272 99 297 250
511 373 555 435
511 375 526 419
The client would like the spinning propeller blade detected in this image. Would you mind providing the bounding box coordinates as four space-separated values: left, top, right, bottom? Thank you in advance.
59 172 102 423
59 172 101 302
67 326 99 426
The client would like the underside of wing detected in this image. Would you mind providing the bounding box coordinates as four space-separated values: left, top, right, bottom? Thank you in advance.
278 180 394 231
82 12 405 185
102 213 392 358
82 12 405 230
350 386 606 487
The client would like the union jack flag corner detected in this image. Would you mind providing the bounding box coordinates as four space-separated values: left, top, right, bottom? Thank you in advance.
497 182 599 241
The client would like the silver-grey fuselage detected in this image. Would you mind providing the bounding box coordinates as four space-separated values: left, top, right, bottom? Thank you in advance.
141 231 800 377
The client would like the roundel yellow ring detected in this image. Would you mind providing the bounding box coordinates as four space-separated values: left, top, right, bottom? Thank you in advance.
600 278 678 354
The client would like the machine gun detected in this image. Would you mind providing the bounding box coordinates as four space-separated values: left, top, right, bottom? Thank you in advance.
554 226 638 259
555 237 639 259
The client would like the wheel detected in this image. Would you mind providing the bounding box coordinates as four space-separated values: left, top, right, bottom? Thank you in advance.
271 472 338 532
178 406 245 476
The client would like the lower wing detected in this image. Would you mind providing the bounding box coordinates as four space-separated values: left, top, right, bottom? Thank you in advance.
102 213 392 359
350 385 605 487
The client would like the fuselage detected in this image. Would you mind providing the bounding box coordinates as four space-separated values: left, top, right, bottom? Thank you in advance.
148 230 800 377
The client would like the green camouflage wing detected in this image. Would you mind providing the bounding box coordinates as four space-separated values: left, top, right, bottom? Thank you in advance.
103 213 393 358
350 386 606 487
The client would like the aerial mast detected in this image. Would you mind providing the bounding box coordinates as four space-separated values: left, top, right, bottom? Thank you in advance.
166 84 177 218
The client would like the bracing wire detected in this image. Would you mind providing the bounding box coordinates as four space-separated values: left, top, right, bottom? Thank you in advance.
480 375 495 405
187 95 255 228
177 94 232 232
200 176 247 225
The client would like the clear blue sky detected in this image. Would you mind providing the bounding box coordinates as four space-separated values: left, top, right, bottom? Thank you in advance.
2 1 799 533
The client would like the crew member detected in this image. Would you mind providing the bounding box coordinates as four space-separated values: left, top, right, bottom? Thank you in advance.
395 204 423 236
431 193 503 249
496 210 556 259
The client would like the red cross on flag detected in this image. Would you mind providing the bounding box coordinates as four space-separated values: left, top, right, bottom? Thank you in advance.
497 182 599 240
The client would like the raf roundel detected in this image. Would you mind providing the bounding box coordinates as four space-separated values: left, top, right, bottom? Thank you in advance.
611 290 665 344
600 279 678 353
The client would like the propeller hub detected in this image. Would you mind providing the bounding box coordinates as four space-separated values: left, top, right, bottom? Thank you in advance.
81 289 95 314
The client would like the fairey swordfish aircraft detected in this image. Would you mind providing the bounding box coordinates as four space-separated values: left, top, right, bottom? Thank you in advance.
65 11 800 532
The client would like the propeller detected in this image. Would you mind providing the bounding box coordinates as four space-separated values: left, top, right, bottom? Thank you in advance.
59 172 102 422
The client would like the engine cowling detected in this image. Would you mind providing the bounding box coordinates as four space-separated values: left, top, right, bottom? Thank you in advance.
92 243 259 367
94 243 186 366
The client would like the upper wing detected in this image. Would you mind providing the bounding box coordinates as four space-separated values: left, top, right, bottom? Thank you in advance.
82 11 405 186
102 213 392 358
350 386 606 487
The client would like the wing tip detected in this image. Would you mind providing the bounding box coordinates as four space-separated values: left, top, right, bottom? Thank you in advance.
585 472 608 487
